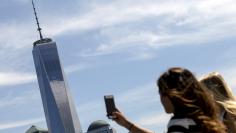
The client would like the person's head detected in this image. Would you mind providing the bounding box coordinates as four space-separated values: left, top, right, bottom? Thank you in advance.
199 72 235 102
157 67 226 133
158 67 212 115
200 72 236 117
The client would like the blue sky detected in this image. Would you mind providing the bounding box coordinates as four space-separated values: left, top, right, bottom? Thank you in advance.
0 0 236 133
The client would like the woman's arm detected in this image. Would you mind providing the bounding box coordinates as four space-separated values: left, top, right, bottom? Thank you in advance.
112 111 154 133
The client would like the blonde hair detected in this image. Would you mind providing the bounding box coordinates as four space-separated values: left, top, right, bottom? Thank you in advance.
199 72 236 116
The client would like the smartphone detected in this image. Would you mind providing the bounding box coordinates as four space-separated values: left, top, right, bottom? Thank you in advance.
104 95 116 119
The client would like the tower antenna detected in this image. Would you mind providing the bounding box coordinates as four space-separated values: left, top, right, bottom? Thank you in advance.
32 0 43 40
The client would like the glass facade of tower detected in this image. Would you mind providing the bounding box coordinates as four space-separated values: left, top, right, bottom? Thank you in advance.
32 40 82 133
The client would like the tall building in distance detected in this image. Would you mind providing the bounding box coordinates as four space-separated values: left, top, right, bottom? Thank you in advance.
31 1 82 133
32 39 83 133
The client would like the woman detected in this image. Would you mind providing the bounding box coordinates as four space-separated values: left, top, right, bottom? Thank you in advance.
111 67 226 133
200 72 236 133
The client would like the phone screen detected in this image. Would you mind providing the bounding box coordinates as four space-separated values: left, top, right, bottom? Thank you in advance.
104 95 116 119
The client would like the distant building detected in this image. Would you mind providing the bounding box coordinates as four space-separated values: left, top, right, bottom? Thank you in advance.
25 125 48 133
86 120 117 133
32 39 83 133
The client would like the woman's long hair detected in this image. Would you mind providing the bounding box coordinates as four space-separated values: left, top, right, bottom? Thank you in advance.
158 67 226 133
200 72 236 117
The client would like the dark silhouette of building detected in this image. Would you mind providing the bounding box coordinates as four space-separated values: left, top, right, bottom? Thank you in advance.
87 120 117 133
25 125 48 133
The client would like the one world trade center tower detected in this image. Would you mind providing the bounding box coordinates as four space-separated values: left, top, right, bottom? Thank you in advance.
31 1 82 133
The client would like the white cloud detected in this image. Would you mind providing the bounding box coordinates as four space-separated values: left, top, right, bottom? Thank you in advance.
0 22 37 82
0 23 35 50
116 82 158 106
12 0 30 3
0 72 36 86
1 0 236 59
64 63 91 74
74 0 236 58
0 63 92 86
79 32 171 57
43 0 195 37
43 1 164 36
1 0 236 73
127 52 156 61
0 118 44 130
0 89 40 108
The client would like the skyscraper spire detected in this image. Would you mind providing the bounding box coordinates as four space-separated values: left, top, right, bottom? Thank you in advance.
32 0 43 40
